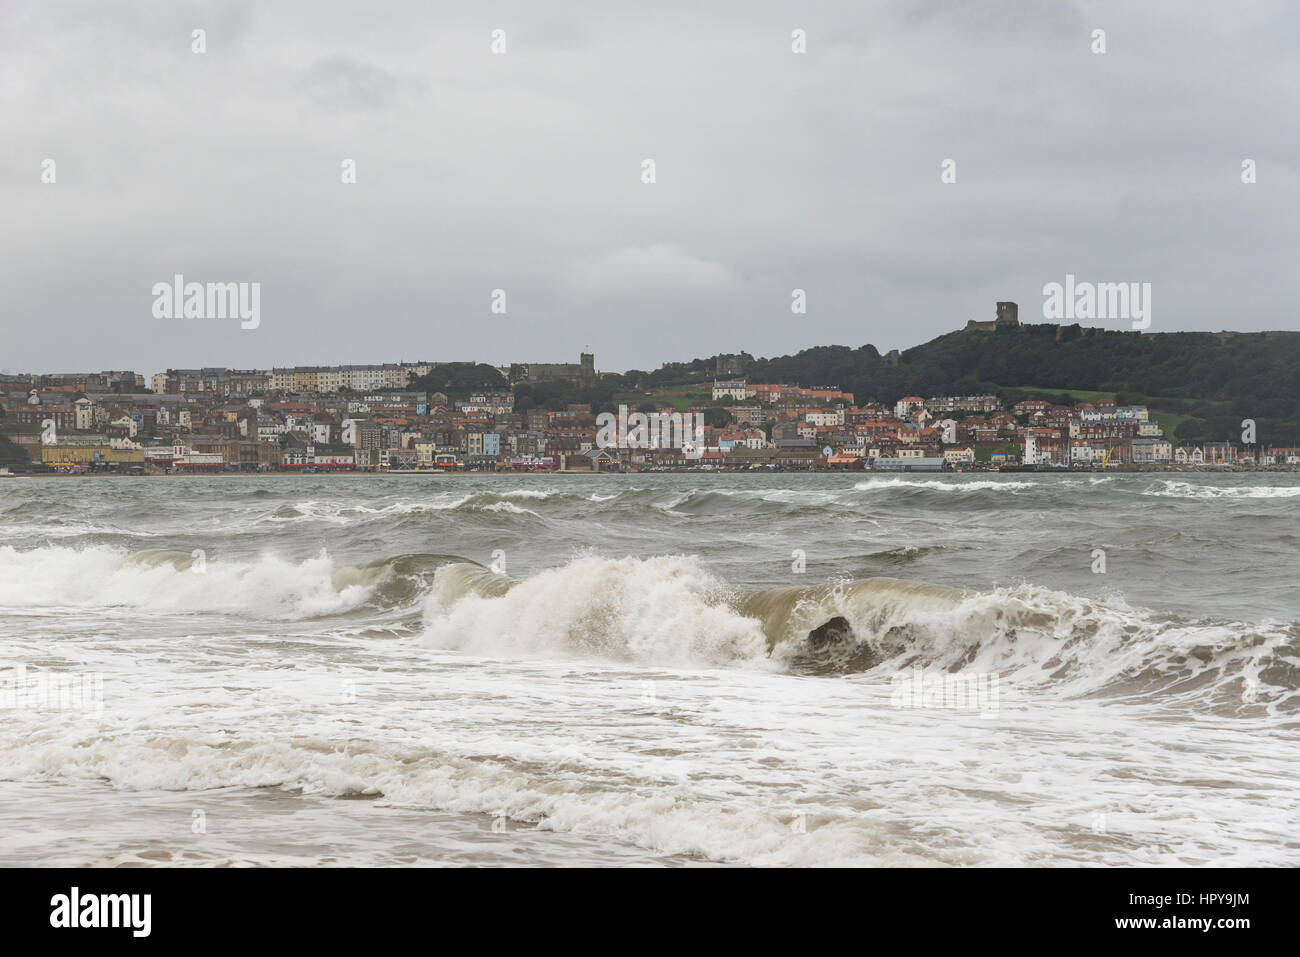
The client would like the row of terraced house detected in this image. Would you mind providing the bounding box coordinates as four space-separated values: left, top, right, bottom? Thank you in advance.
1 364 1290 473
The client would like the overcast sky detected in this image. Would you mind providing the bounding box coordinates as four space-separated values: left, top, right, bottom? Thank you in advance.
2 0 1298 377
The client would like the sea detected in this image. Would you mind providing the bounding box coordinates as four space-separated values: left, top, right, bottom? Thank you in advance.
0 472 1296 866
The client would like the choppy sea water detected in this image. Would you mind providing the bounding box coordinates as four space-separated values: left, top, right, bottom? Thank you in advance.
0 472 1297 866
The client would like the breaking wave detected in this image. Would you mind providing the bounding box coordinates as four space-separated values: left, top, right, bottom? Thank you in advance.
0 545 471 619
1142 480 1300 499
262 494 544 524
3 545 1294 714
853 479 1040 493
419 555 1300 715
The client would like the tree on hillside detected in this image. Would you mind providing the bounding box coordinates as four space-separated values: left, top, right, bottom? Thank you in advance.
408 363 508 398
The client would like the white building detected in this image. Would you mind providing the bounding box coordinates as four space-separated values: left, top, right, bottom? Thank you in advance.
74 397 94 430
894 396 926 419
805 409 844 427
712 379 749 401
1130 438 1172 464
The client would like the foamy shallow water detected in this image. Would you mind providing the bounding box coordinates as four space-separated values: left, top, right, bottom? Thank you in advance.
3 645 1295 866
0 781 710 867
1 473 1298 865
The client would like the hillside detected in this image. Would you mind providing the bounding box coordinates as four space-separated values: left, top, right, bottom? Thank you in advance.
674 324 1300 445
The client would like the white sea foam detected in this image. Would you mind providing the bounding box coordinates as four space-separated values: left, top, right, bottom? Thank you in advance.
1143 480 1300 499
0 544 379 618
421 555 772 669
2 544 1290 711
2 655 1293 866
3 474 1298 867
853 478 1039 492
413 556 1298 713
257 494 545 524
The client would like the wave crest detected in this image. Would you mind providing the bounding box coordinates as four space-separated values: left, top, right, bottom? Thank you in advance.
1143 480 1300 499
0 545 471 619
420 555 772 668
420 556 1300 713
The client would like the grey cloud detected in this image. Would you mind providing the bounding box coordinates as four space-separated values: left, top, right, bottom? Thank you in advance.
299 55 421 112
0 0 1297 376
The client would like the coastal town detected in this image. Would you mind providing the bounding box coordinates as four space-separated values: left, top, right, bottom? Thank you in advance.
1 350 1295 475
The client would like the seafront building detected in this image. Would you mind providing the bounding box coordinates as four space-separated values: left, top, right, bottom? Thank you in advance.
0 348 1276 474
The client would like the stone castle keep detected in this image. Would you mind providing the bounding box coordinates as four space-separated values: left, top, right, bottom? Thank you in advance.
964 299 1107 340
966 301 1020 331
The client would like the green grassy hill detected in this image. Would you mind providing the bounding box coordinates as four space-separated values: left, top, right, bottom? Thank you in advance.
700 324 1300 444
